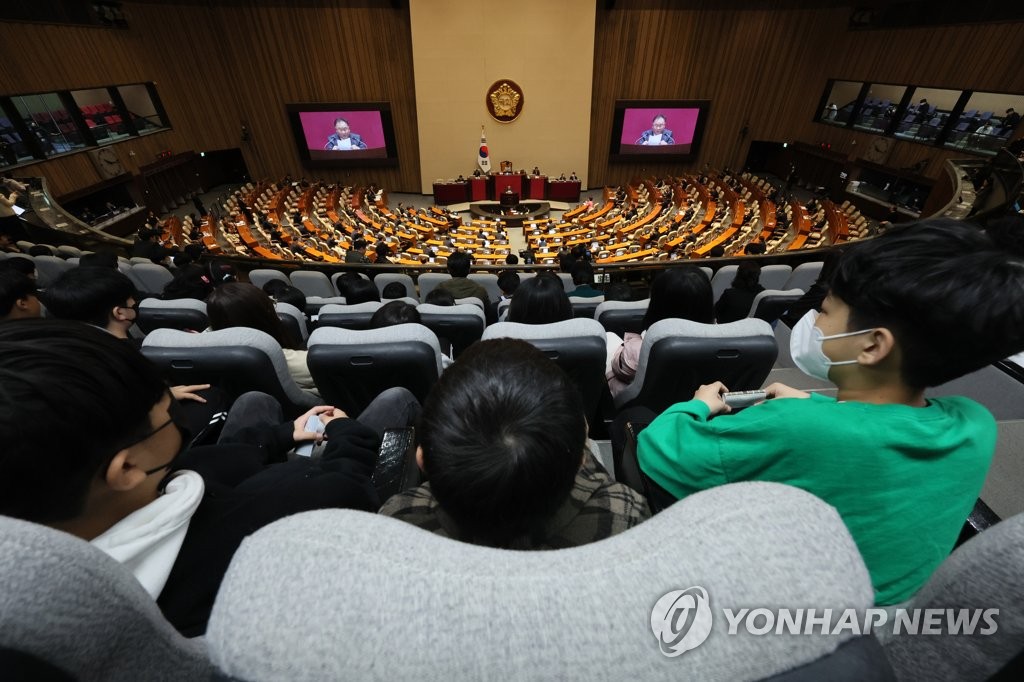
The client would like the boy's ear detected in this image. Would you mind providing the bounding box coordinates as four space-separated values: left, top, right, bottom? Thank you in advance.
104 449 149 492
857 327 897 367
415 445 425 473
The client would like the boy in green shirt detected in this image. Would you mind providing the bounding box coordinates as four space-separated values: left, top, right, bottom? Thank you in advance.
637 218 1024 604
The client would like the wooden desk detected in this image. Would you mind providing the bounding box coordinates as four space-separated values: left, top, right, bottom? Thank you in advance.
433 182 468 205
695 227 738 257
596 248 660 264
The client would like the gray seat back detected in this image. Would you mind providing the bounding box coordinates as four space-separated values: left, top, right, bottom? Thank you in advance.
710 265 739 302
0 515 211 680
759 264 794 291
883 511 1024 680
316 302 385 331
289 270 336 298
32 255 73 288
417 303 486 357
784 261 824 292
206 482 879 681
306 324 442 415
594 299 650 336
247 268 289 290
467 273 500 302
129 262 174 296
142 327 319 418
137 298 208 334
373 273 416 299
416 273 452 302
615 318 778 411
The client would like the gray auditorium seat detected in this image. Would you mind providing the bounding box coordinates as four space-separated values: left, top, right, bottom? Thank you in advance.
32 255 73 288
594 299 650 336
205 482 889 681
882 510 1024 680
416 273 452 302
467 273 500 302
274 301 308 345
0 515 212 680
306 324 443 415
747 288 805 322
417 302 486 357
569 295 605 319
128 262 174 296
373 273 416 299
247 268 290 290
289 270 336 298
784 261 824 293
759 264 794 291
710 265 739 302
142 327 319 417
136 298 208 334
316 302 385 330
483 318 608 428
614 318 778 411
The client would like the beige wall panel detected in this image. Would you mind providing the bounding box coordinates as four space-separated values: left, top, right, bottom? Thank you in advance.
410 0 595 194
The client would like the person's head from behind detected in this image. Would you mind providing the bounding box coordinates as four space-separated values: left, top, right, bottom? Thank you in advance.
418 339 586 547
1 254 35 280
370 300 420 328
604 281 633 301
353 238 367 253
446 251 472 278
571 261 595 287
730 261 762 292
162 264 215 301
44 266 138 337
375 242 391 262
425 288 456 306
261 280 306 313
497 270 520 297
0 266 41 321
643 266 714 329
334 272 364 299
0 320 180 530
381 281 408 299
345 278 381 305
507 273 572 324
505 253 519 265
206 282 297 349
822 218 1024 390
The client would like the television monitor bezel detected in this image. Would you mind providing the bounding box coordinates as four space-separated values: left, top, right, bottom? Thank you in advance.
286 102 398 168
609 99 711 163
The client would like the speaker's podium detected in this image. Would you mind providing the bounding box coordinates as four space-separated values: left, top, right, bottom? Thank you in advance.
499 187 519 207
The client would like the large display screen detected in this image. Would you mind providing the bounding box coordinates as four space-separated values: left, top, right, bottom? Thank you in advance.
609 100 710 162
286 102 398 168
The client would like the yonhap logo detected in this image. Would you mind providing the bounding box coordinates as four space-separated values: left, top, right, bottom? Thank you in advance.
650 586 713 657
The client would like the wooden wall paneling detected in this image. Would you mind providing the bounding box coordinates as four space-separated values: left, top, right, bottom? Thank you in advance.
1 0 421 198
589 2 1024 189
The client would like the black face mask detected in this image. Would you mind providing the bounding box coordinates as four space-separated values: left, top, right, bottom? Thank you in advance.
112 393 193 490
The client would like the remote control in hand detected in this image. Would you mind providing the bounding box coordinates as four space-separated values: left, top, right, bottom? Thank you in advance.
723 390 767 409
295 415 325 457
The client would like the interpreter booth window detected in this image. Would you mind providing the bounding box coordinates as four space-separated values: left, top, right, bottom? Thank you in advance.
0 107 35 166
852 84 907 134
818 80 864 127
943 91 1024 156
71 87 131 143
116 83 167 134
892 87 961 144
10 92 86 157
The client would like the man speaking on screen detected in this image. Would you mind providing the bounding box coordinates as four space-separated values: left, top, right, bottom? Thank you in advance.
636 114 675 145
324 117 367 150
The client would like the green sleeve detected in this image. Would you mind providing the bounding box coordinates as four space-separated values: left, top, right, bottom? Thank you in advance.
636 399 731 500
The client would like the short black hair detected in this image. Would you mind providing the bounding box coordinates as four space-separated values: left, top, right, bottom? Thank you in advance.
419 339 585 547
425 288 456 306
570 261 594 286
0 320 167 522
345 278 381 305
505 254 519 265
261 281 306 313
446 251 472 278
0 266 37 317
508 273 572 324
497 270 520 296
43 266 137 327
830 218 1024 388
0 255 35 277
163 264 214 301
730 261 762 292
643 266 714 329
381 281 408 299
207 282 297 349
353 239 367 250
370 300 421 328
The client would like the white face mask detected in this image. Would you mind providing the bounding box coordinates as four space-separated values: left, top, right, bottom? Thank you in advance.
789 310 872 382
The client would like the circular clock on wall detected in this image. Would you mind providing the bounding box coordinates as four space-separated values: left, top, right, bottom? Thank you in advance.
89 147 126 179
863 137 893 165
